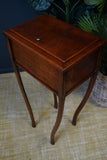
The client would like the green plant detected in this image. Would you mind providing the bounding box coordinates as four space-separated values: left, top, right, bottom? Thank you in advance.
78 0 107 75
26 0 54 11
26 0 81 24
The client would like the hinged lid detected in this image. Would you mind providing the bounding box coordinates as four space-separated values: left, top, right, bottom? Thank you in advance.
4 14 105 66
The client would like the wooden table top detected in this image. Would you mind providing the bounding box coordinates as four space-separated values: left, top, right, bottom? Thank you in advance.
4 14 105 70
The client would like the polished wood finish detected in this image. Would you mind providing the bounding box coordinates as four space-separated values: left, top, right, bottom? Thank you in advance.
4 15 105 144
6 38 36 128
72 72 97 126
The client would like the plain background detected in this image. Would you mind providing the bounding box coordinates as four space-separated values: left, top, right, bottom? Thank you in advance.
0 0 36 73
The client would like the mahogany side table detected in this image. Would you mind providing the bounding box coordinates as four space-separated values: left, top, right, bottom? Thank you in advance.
4 15 105 145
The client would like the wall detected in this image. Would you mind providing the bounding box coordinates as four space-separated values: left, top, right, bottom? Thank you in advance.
0 0 36 73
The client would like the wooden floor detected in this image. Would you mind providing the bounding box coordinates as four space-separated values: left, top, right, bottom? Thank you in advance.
0 72 107 160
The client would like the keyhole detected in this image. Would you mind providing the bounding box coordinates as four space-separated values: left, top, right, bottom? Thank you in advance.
36 38 40 41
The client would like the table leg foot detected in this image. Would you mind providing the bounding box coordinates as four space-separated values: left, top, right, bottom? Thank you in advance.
72 120 76 126
50 137 55 145
72 73 97 126
32 121 36 128
53 93 57 109
50 96 65 144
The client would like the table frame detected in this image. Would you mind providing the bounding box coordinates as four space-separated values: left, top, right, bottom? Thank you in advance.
4 14 105 145
6 37 101 144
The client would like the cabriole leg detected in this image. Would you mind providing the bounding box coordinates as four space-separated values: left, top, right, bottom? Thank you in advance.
51 96 65 145
6 38 36 128
72 73 97 126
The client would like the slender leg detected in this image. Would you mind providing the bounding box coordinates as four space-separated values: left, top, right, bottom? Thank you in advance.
6 38 36 128
14 67 36 127
53 93 57 109
72 73 97 126
51 96 65 145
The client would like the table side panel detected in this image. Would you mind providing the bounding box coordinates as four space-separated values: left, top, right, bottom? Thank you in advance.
11 40 59 93
64 49 100 95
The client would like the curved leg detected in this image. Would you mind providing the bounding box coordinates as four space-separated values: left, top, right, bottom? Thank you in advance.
6 38 36 128
15 68 36 127
53 93 57 109
50 96 65 145
72 73 97 126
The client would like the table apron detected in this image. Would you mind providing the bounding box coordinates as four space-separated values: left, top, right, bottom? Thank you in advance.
11 40 59 94
64 49 99 95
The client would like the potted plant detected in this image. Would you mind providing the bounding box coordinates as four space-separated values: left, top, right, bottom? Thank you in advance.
26 0 81 24
78 0 107 107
